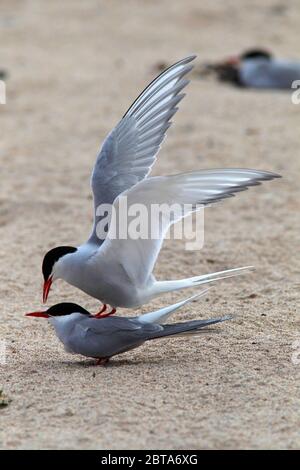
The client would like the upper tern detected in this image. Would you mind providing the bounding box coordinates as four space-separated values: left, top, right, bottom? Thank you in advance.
26 289 231 364
41 55 280 313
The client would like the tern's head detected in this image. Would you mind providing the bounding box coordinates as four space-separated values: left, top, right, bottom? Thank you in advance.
213 48 272 85
221 49 272 68
42 246 77 303
240 49 272 62
26 302 90 319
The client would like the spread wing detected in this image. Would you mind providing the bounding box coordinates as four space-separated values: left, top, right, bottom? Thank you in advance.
98 169 280 285
88 55 196 244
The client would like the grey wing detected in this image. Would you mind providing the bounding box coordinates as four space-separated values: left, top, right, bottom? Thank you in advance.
98 168 280 286
74 316 163 358
88 55 196 244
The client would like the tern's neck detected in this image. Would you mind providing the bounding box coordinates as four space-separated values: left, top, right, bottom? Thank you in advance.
50 312 86 341
55 243 97 283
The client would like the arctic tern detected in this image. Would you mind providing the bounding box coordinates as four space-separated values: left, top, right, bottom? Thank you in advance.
205 49 300 89
41 55 280 314
26 289 231 364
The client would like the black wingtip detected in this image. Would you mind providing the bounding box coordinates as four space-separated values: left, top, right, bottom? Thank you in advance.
185 54 197 62
258 170 282 180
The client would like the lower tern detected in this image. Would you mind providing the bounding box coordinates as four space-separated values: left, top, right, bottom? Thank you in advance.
41 55 280 314
26 290 231 364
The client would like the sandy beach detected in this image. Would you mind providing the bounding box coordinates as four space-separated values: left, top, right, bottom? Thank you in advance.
0 0 299 449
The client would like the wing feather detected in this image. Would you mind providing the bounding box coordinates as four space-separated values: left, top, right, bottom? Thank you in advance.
98 169 280 285
88 56 196 244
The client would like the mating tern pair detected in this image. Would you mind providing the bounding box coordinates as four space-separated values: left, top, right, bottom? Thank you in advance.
26 55 280 364
40 55 279 315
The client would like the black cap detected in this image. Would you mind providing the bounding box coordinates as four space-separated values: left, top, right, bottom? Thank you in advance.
241 49 272 60
46 303 90 317
42 246 77 281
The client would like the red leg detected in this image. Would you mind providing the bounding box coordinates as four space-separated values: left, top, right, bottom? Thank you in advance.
94 304 107 318
96 307 116 319
95 358 109 366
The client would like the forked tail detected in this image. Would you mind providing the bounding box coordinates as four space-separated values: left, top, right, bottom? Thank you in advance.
139 288 210 325
152 265 253 297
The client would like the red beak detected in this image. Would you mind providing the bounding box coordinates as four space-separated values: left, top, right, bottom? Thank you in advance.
25 311 49 318
43 276 53 303
225 55 239 66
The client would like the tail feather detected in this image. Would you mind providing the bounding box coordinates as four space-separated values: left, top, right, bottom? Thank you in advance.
148 316 232 340
154 265 253 296
138 288 210 324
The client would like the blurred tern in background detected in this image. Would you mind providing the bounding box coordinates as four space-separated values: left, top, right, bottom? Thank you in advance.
204 49 300 89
